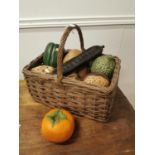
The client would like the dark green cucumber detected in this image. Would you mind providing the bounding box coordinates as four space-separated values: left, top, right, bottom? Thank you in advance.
53 45 104 75
43 42 59 68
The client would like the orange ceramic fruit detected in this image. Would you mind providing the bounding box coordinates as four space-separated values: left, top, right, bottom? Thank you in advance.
41 108 75 143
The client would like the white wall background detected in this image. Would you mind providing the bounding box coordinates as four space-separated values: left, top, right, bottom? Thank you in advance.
20 0 134 18
19 0 135 107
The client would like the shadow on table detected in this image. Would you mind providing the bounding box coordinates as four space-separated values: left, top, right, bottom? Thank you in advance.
110 87 135 122
58 119 80 145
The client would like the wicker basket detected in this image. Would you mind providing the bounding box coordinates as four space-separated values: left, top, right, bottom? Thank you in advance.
23 24 121 122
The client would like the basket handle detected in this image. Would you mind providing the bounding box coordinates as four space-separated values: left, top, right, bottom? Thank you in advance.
57 24 85 83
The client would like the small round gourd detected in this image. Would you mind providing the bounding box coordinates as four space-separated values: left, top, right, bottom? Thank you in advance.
91 55 115 79
31 65 54 74
84 74 110 88
63 49 81 63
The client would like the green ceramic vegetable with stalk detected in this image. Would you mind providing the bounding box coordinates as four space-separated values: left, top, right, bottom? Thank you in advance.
43 42 59 68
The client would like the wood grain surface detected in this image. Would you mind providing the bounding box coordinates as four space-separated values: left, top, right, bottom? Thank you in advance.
19 80 135 155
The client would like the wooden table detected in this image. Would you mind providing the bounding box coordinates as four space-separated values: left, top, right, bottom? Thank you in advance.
19 80 135 155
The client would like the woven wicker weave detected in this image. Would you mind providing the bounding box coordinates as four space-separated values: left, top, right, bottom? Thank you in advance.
23 24 121 122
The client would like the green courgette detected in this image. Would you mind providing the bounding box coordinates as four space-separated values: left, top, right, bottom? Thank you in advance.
43 42 59 68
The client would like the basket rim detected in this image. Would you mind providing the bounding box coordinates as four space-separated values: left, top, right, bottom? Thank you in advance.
23 54 121 95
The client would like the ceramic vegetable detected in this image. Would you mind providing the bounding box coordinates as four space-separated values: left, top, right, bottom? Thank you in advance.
43 42 59 68
63 49 81 63
31 65 54 74
54 45 104 75
84 74 110 88
91 55 115 79
41 108 75 143
77 66 90 80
